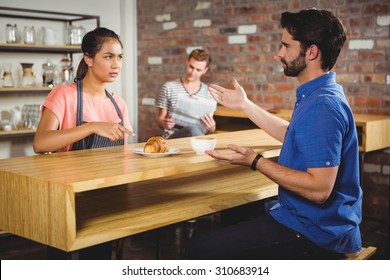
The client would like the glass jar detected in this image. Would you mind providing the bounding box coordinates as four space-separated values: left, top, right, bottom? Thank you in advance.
59 54 73 84
23 26 36 45
42 61 55 88
5 24 19 43
66 25 85 45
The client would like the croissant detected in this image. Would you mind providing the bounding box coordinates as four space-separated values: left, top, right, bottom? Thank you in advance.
144 136 169 153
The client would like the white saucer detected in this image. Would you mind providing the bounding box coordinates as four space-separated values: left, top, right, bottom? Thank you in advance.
132 147 180 158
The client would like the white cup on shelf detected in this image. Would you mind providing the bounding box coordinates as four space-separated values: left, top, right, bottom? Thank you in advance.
42 27 57 45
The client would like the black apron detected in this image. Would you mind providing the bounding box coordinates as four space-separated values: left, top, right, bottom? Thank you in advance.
72 80 125 150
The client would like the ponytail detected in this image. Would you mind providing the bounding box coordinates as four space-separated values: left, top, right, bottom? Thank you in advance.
74 56 88 82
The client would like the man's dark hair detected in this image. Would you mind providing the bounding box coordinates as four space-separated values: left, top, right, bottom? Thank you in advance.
281 8 347 71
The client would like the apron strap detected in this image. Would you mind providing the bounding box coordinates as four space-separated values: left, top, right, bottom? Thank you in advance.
76 79 84 126
105 90 124 124
76 79 124 125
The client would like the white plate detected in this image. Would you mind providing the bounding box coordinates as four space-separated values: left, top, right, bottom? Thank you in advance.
132 147 180 158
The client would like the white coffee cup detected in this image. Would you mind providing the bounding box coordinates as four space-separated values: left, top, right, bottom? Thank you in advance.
190 136 217 155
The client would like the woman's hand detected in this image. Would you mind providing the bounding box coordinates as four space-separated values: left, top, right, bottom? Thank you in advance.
208 78 249 110
92 122 135 142
206 144 257 167
201 113 216 132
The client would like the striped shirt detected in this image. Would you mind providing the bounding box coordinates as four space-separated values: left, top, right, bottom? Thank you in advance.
156 78 216 118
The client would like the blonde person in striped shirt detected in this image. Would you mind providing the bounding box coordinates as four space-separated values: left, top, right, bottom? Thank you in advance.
156 49 217 139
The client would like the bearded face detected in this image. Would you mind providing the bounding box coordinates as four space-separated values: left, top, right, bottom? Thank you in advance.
281 47 307 77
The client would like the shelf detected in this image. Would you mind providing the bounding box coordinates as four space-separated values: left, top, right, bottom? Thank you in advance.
0 129 35 139
0 43 81 53
74 167 278 251
0 7 100 53
0 6 100 26
0 87 51 94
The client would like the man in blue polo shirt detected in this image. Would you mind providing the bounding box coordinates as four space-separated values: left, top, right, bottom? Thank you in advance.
186 8 362 259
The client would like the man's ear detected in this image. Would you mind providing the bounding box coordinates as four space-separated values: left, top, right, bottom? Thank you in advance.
307 45 319 61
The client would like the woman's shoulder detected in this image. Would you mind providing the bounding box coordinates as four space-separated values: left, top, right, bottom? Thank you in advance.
48 83 77 97
43 83 78 111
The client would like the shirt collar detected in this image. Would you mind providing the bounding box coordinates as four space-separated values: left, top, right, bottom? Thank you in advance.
296 72 336 101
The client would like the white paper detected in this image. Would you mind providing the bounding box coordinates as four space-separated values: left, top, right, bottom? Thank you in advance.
172 95 216 127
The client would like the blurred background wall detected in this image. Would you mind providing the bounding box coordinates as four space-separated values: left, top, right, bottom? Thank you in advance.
137 0 390 141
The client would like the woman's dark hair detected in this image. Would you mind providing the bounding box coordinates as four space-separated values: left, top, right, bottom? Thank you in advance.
74 27 123 81
281 8 347 71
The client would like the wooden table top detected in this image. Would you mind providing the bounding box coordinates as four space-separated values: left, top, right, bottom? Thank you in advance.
0 129 282 193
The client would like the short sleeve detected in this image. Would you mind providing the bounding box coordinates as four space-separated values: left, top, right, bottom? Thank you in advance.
294 103 346 168
42 86 71 128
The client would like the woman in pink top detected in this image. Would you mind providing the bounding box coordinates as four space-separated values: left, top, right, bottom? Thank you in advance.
33 27 135 259
33 27 134 153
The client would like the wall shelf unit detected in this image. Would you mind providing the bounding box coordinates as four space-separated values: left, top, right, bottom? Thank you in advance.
0 6 100 27
0 7 100 138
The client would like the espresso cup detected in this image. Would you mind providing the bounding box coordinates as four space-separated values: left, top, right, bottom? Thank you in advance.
190 136 217 155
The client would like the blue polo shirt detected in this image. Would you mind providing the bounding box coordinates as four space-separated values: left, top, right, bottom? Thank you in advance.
269 72 362 254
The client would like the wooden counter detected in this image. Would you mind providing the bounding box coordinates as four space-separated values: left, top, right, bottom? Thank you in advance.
0 129 281 252
214 106 390 152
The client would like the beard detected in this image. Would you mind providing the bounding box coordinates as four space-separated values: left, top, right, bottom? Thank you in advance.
281 49 307 77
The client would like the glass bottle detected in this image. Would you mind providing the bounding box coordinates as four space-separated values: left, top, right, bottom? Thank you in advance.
59 54 73 84
5 24 19 43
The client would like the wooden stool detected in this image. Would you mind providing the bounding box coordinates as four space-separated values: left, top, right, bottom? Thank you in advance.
343 246 377 260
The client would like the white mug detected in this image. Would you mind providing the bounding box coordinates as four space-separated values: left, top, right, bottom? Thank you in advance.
42 27 57 45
